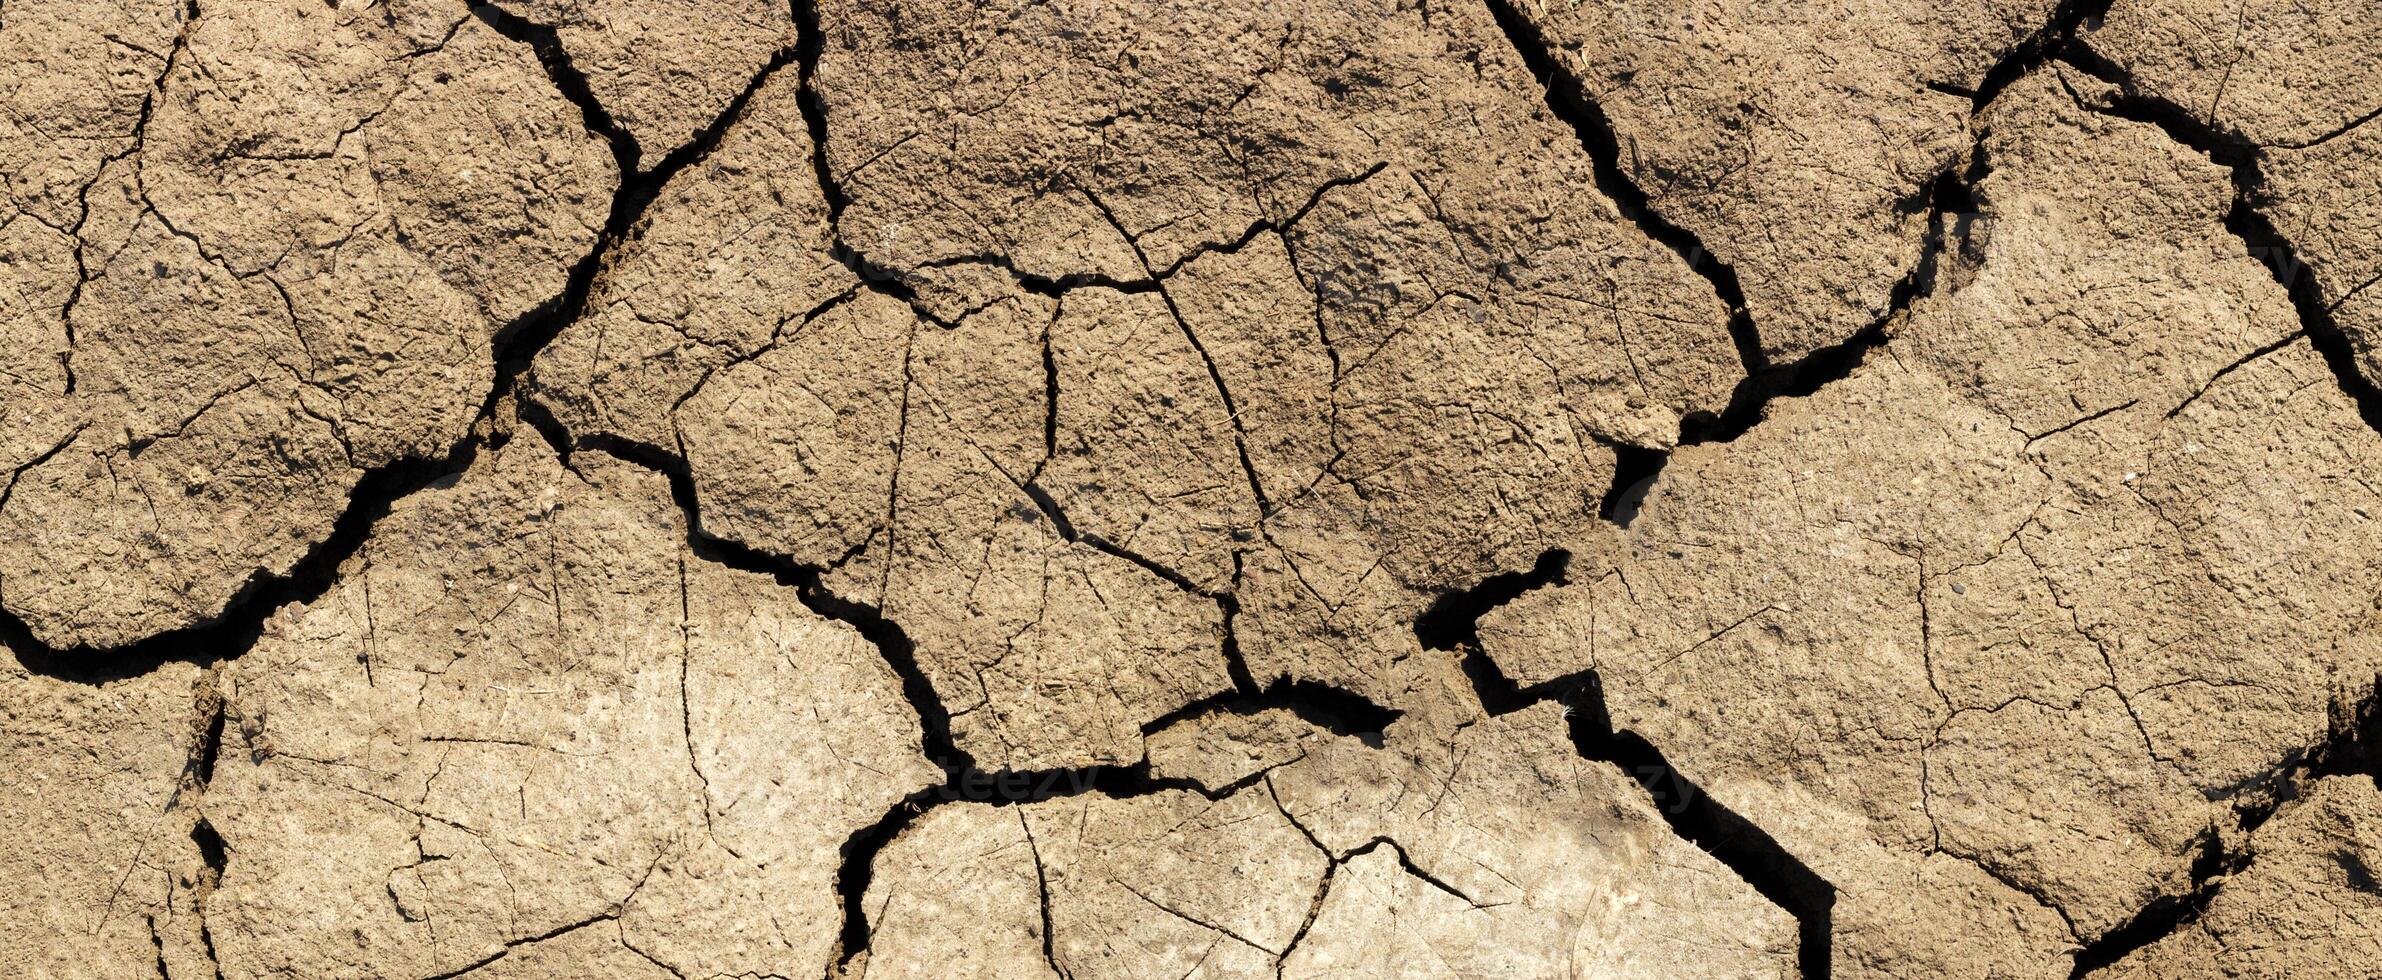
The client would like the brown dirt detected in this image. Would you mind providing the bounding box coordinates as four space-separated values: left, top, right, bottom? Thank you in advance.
5 1 2380 977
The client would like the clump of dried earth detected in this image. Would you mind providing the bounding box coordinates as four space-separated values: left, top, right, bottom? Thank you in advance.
4 0 2380 977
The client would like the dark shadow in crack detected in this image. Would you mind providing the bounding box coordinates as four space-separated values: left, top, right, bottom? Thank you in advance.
188 814 227 974
1561 672 1838 979
0 443 483 683
2068 677 2380 975
567 433 964 773
1413 547 1571 704
2059 47 2382 437
1600 443 1666 526
827 757 1220 966
1567 126 1995 534
2315 676 2382 789
2027 63 2382 965
1418 548 1837 977
1141 677 1402 746
1969 0 2116 115
558 434 993 970
1678 140 1987 448
2 7 793 682
2066 829 2238 976
1476 0 1765 375
1549 113 1993 526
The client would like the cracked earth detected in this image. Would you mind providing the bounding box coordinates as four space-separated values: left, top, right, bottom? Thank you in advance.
5 0 2382 977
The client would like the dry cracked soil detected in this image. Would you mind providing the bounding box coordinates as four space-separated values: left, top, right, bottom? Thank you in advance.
4 0 2382 977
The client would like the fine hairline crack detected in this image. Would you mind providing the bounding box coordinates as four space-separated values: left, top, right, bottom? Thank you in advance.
17 3 2377 979
1415 547 1838 978
1540 0 2118 520
2056 44 2382 439
18 8 1887 976
0 0 793 678
17 23 811 980
1477 0 1766 378
2067 677 2380 977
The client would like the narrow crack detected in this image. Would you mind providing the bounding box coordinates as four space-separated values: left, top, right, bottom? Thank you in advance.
1117 879 1280 955
1478 0 1764 376
2069 676 2379 974
1217 550 1261 694
1019 811 1073 979
0 423 90 529
2026 399 2142 446
417 911 619 980
1485 0 2117 511
1 4 791 680
567 435 960 771
1557 673 1838 978
164 666 231 980
1968 0 2117 114
189 815 226 980
987 331 1265 697
167 668 227 811
1415 548 1837 977
825 758 1220 968
1264 776 1336 977
1011 477 1212 601
1139 678 1401 745
1678 139 1990 450
913 162 1390 300
2331 269 2382 316
552 432 1332 973
1533 116 1995 524
1256 782 1516 972
55 0 201 397
145 914 170 980
2060 46 2382 438
672 552 726 851
1080 186 1278 520
1337 837 1495 909
2066 829 2240 976
787 0 1387 317
2269 100 2382 151
2165 330 2308 418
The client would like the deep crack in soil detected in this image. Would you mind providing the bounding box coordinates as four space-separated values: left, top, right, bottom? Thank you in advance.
9 0 2382 977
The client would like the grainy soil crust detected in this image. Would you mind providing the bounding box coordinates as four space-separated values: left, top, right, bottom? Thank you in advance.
4 0 2381 977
